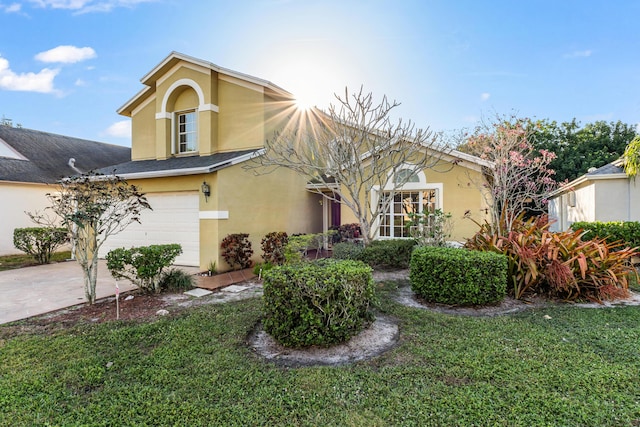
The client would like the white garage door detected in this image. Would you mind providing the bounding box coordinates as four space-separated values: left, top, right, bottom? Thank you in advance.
99 192 200 266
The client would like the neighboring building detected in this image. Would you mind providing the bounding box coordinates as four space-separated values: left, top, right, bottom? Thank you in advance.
0 125 131 255
98 52 491 271
548 158 640 231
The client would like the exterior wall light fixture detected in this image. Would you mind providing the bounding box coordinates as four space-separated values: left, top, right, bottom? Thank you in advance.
201 181 211 202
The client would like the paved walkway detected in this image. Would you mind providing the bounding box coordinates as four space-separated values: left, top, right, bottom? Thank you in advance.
0 260 199 325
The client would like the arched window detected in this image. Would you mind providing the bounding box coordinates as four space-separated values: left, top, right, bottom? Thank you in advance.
393 169 420 184
376 167 443 238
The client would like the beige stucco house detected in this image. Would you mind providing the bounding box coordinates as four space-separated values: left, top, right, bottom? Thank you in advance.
548 159 640 231
0 126 131 256
99 52 491 271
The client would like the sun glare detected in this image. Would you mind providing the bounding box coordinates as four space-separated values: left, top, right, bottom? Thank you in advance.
295 96 314 111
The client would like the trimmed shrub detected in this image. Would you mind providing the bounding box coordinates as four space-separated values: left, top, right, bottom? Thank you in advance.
571 221 640 249
159 268 195 291
361 239 416 269
13 227 68 264
410 246 507 305
221 233 253 270
332 241 365 261
106 244 182 294
261 231 289 265
263 259 375 348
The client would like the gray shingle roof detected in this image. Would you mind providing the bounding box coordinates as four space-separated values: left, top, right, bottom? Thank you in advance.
0 126 131 184
95 149 259 175
585 161 624 176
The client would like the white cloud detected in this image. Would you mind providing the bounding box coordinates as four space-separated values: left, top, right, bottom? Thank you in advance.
27 0 156 14
35 45 96 63
104 120 131 138
74 78 87 86
480 92 490 101
0 56 59 93
563 50 592 59
4 3 21 12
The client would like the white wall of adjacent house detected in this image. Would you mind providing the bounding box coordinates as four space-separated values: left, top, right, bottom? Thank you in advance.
594 178 640 222
0 182 55 256
566 183 596 227
98 192 200 266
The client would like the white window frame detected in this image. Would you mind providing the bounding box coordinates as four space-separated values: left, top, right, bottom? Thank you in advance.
371 166 443 239
172 109 198 154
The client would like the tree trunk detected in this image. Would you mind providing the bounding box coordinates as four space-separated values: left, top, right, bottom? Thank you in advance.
86 255 99 305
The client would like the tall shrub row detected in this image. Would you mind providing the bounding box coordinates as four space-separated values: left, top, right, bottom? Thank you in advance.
571 221 640 250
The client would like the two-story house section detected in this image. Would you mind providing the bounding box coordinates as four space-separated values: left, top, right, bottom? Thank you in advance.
98 52 322 270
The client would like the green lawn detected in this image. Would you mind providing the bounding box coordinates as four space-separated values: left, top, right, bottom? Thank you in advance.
0 282 639 426
0 251 71 271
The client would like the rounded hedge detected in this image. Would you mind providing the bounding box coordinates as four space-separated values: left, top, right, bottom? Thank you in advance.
410 246 507 305
262 259 375 348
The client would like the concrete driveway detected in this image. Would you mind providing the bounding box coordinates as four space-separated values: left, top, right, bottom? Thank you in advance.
0 260 138 325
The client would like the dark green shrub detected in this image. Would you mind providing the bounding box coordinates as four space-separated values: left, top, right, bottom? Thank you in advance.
263 259 375 348
410 246 507 305
13 227 68 264
261 232 289 265
361 239 416 269
221 233 253 270
332 241 364 261
106 244 182 293
571 221 640 249
159 268 195 291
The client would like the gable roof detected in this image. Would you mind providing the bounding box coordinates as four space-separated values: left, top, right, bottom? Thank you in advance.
0 126 131 184
550 158 627 197
118 51 293 117
95 149 260 179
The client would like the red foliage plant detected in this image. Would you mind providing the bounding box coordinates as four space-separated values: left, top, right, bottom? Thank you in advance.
220 233 253 271
465 214 637 302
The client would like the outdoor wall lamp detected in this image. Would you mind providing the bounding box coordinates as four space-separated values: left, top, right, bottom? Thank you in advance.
201 181 211 202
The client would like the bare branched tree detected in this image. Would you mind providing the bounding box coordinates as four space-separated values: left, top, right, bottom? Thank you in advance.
30 173 150 304
246 87 449 244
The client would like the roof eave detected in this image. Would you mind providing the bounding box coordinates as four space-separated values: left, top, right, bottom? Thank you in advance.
106 150 261 180
140 51 293 98
550 172 629 197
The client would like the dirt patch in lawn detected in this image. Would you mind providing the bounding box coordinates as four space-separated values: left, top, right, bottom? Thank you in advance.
0 283 264 340
247 315 400 368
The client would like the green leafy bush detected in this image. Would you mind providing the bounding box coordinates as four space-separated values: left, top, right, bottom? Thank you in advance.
410 247 507 305
263 259 375 348
13 227 68 264
284 232 334 263
332 241 365 261
106 244 182 293
253 261 274 276
221 233 253 270
360 239 416 269
406 209 453 247
571 221 640 249
159 268 195 291
466 216 636 301
261 232 289 265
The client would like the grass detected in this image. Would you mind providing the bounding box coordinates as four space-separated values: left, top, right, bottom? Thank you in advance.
0 282 639 426
0 251 71 271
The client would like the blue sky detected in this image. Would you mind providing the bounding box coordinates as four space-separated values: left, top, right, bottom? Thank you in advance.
1 0 639 147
